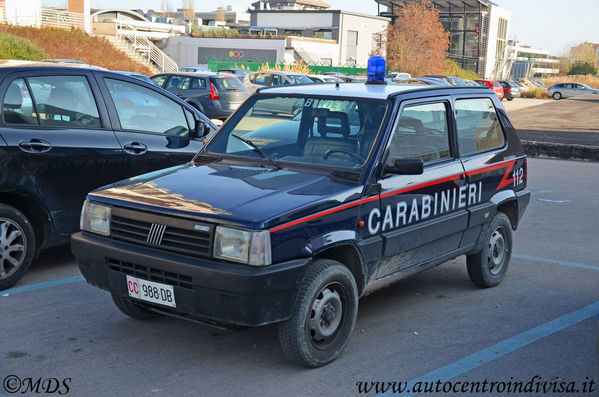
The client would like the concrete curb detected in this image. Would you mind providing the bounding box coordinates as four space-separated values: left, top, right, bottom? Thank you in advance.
522 140 599 162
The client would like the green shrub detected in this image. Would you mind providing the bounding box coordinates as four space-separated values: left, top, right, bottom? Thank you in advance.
0 32 46 60
568 62 597 76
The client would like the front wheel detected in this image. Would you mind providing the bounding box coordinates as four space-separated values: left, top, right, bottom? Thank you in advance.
467 212 512 288
279 260 358 367
0 204 35 290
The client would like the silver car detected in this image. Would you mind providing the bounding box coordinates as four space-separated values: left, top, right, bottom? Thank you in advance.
547 82 599 100
243 71 314 94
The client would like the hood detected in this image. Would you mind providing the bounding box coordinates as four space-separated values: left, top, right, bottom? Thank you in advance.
88 163 362 229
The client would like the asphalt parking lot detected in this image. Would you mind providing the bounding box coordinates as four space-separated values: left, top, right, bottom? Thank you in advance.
505 95 599 147
2 157 599 397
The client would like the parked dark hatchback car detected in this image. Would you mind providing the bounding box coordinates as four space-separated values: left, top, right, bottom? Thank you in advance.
151 72 249 120
499 81 521 101
73 82 530 367
0 65 216 289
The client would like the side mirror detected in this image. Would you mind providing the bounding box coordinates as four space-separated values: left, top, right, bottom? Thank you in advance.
194 119 211 138
384 158 424 175
166 133 190 149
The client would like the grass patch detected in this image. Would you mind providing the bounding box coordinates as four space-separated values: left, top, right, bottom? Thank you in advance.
0 24 153 75
0 32 46 60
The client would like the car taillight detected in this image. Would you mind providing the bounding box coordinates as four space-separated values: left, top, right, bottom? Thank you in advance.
210 82 219 100
507 87 512 92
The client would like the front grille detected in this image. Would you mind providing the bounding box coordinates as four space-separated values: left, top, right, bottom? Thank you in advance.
108 258 193 289
109 208 213 259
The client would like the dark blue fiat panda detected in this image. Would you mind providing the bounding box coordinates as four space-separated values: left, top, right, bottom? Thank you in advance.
72 61 530 367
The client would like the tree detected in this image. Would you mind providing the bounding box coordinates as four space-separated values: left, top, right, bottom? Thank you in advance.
569 42 597 66
568 62 597 76
374 0 449 76
182 0 195 19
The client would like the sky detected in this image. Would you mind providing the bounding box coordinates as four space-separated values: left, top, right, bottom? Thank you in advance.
44 0 599 56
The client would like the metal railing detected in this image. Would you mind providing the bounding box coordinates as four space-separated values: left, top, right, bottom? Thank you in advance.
115 20 178 73
0 2 91 32
41 7 88 31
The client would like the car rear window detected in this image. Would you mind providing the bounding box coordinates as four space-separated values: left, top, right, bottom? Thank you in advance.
211 77 245 91
493 82 501 87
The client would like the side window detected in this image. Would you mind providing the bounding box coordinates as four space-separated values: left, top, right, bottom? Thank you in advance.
254 73 269 85
386 102 451 165
28 75 101 128
166 76 190 90
150 75 167 87
455 98 505 156
2 79 38 125
104 78 189 136
272 75 284 86
191 78 206 89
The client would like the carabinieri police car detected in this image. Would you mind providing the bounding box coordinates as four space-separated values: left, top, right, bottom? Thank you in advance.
72 58 530 367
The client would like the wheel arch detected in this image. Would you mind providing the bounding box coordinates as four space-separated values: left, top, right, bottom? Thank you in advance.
490 190 519 230
312 243 366 297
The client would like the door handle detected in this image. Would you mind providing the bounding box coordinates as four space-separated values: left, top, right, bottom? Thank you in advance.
123 141 147 155
18 139 52 153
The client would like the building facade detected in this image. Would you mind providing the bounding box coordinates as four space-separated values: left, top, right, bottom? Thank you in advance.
374 0 511 79
249 10 389 65
507 40 559 79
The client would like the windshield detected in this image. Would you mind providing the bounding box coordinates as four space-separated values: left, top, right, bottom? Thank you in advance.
206 96 388 169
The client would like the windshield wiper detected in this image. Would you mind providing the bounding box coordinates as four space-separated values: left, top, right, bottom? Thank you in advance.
231 133 281 170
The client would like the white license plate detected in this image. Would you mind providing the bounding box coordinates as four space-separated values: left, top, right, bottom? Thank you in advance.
126 275 176 308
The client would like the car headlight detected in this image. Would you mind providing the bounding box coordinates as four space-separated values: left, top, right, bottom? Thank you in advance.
80 200 111 236
214 226 271 266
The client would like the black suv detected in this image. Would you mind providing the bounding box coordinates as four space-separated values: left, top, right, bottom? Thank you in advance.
0 65 216 289
72 82 530 367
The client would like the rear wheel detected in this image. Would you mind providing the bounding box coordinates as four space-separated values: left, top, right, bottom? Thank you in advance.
111 294 161 320
553 92 562 100
279 259 358 367
467 212 512 288
0 204 35 290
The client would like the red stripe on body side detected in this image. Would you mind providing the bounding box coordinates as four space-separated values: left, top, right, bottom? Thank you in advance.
269 158 520 233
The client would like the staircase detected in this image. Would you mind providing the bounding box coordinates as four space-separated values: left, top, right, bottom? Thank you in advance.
100 20 179 74
101 35 159 74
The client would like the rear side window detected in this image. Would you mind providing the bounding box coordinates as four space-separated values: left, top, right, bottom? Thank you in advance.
211 77 245 91
455 98 505 156
104 78 189 136
386 102 451 165
29 75 101 128
191 78 206 89
2 78 37 125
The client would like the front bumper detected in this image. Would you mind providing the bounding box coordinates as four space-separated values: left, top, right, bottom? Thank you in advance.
72 232 309 327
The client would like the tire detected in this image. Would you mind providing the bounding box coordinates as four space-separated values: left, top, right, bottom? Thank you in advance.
467 212 512 288
111 293 161 320
279 259 358 367
553 92 562 100
507 97 513 101
0 204 35 290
